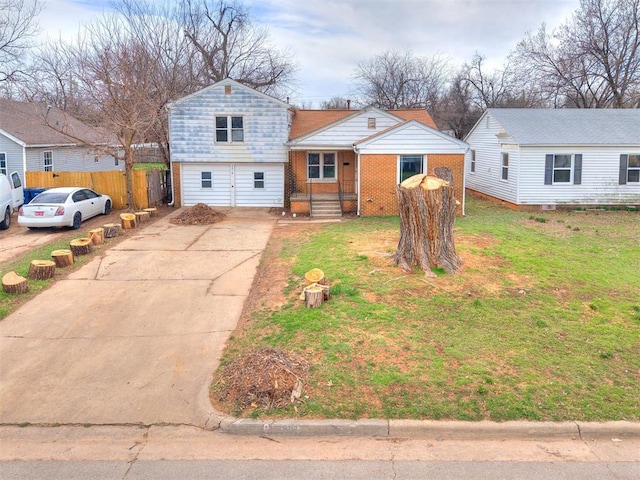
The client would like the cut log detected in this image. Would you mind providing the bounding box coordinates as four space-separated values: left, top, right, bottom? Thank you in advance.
394 171 463 276
134 211 150 224
143 207 157 217
28 259 56 280
87 227 104 246
304 284 325 308
305 268 326 285
51 249 74 268
120 213 136 229
2 271 29 294
69 237 93 256
103 223 121 238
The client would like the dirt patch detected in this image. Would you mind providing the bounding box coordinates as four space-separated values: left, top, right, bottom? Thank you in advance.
169 203 225 225
212 347 310 412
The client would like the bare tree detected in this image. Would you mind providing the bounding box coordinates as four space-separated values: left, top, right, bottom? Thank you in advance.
435 72 481 139
352 50 450 111
0 0 41 83
320 96 350 109
181 0 296 96
514 0 640 108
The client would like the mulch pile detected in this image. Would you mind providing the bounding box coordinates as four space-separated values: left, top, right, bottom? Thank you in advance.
214 348 310 410
169 203 225 225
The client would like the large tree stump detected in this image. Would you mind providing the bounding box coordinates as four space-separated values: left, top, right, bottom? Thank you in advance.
88 227 104 246
28 260 56 280
51 249 74 268
304 284 325 308
394 172 463 277
120 213 136 229
134 211 150 224
69 238 93 256
2 271 29 294
103 223 121 238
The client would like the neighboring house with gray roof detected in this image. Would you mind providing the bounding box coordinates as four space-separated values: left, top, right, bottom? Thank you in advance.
464 108 640 208
0 99 121 183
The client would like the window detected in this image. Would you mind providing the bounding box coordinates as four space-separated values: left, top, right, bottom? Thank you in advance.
399 155 424 183
216 116 243 143
553 154 572 183
620 154 640 184
470 150 476 173
94 155 99 163
201 171 212 188
307 152 336 180
44 151 53 172
501 153 509 180
367 118 376 129
0 153 6 175
254 172 265 189
545 154 582 185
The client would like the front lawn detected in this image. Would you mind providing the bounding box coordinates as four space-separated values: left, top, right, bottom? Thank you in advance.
213 197 640 421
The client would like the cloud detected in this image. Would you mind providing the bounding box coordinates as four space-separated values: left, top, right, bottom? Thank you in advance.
248 0 578 104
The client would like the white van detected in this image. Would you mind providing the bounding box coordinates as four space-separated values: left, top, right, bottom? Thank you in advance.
0 172 25 230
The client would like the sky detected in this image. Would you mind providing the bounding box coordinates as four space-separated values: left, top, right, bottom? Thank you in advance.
37 0 579 106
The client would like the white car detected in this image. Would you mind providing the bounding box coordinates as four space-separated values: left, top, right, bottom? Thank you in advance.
0 172 25 230
18 187 112 229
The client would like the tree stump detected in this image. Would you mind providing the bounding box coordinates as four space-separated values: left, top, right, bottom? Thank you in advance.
305 268 326 285
69 238 93 256
143 207 157 217
103 223 121 238
88 227 104 246
51 249 74 268
134 211 150 224
2 271 29 294
304 284 325 308
28 260 56 280
394 172 463 277
120 213 136 229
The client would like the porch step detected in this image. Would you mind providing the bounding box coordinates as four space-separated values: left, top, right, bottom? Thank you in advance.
311 199 342 218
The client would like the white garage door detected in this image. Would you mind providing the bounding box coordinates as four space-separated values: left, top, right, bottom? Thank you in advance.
181 163 283 207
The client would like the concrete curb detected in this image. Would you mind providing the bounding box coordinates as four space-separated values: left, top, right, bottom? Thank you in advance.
213 416 640 439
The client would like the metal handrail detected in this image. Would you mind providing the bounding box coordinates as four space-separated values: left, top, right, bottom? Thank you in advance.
338 180 344 215
308 178 313 216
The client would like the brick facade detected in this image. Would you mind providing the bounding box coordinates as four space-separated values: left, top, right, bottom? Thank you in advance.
360 154 465 216
172 164 182 206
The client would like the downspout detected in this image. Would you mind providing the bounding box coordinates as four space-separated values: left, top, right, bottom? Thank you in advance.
167 106 175 207
462 147 470 216
353 144 361 216
22 147 27 187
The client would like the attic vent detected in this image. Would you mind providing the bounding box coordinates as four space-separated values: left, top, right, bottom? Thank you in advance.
225 85 232 95
368 118 376 129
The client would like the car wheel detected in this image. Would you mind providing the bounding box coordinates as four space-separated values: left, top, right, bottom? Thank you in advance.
0 207 10 230
72 211 82 229
103 200 112 215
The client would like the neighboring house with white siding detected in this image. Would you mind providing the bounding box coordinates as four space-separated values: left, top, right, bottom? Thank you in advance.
168 78 293 208
464 109 640 209
0 99 121 183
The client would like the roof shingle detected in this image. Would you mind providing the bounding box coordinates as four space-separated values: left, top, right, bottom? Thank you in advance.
487 108 640 145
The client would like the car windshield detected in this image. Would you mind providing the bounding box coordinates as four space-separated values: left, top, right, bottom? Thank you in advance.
31 192 69 204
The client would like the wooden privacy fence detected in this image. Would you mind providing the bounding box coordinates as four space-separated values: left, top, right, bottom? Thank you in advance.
25 170 166 210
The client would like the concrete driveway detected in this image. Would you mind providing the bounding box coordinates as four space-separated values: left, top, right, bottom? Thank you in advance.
0 209 275 427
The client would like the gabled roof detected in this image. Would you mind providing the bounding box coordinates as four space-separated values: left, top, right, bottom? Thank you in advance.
354 119 468 150
289 106 437 141
168 78 292 110
0 98 111 146
484 108 640 146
